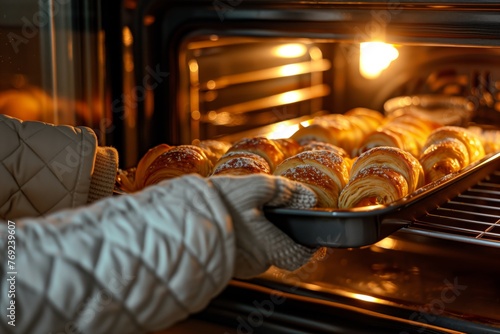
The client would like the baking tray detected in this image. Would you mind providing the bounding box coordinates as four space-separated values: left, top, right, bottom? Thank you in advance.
264 151 500 248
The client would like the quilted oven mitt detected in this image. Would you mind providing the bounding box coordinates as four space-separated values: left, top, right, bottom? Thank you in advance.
210 174 318 278
0 114 118 219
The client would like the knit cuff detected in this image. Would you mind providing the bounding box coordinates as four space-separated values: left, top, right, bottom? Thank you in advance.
87 146 119 203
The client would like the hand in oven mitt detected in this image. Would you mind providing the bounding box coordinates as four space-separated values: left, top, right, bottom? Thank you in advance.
210 174 318 279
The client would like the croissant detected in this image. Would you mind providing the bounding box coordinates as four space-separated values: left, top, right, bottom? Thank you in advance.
273 138 301 158
344 107 386 152
390 114 440 151
135 144 172 190
290 123 339 147
225 137 285 172
116 143 172 192
419 126 486 183
419 138 470 184
194 139 232 165
140 145 213 187
344 107 386 131
274 150 350 208
299 140 350 159
292 109 385 157
212 151 271 176
467 126 500 154
338 146 424 209
338 167 409 208
299 140 353 172
315 113 365 155
422 126 486 163
357 113 440 157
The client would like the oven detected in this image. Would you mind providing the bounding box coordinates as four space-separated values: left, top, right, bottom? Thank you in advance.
2 1 500 333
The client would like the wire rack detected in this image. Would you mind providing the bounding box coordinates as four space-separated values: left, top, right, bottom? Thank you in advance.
409 169 500 245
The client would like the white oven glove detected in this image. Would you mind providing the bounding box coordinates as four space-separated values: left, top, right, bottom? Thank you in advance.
210 174 318 279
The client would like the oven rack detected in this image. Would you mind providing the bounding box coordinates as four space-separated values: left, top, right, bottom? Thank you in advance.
407 169 500 247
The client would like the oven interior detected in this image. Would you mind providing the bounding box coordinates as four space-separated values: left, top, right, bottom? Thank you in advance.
155 3 500 333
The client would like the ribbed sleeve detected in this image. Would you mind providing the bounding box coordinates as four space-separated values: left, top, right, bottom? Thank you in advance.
87 146 119 203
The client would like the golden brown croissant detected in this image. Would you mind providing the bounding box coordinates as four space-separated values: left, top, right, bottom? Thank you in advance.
419 126 486 183
338 167 409 208
135 144 172 189
344 107 386 151
419 137 470 184
344 107 386 130
272 138 301 158
211 151 271 176
313 113 366 157
338 146 424 209
273 150 350 208
357 113 440 157
141 145 213 187
422 126 486 163
467 126 500 154
194 139 232 165
116 143 172 192
290 123 339 147
299 140 353 171
291 109 385 157
299 140 350 159
225 137 285 172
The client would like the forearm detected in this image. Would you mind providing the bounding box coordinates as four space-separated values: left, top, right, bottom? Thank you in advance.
0 175 235 334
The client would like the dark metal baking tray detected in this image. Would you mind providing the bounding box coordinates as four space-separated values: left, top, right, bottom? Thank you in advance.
264 151 500 248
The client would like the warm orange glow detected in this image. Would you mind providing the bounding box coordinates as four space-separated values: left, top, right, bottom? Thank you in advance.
189 60 199 72
279 64 302 76
352 293 379 303
122 26 133 47
191 110 201 120
279 91 302 104
373 237 398 250
267 124 300 139
359 42 399 79
273 43 308 58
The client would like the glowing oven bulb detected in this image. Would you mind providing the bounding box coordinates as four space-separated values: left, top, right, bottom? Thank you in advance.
359 42 399 79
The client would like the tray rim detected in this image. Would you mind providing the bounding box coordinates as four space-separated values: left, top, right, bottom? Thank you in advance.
264 151 500 248
264 151 500 218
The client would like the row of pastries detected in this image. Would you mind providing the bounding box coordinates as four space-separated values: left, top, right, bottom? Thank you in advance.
117 107 494 209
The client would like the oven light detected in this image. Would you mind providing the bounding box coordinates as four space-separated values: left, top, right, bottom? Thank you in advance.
359 42 399 79
273 43 308 58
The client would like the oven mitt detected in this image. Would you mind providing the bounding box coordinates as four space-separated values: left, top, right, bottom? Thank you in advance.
210 174 318 279
0 114 118 220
